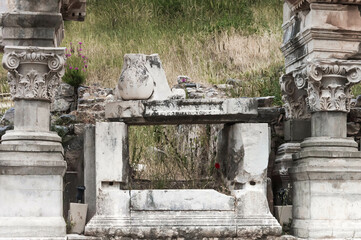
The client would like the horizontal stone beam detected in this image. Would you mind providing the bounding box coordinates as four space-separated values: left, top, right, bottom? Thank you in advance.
105 98 258 125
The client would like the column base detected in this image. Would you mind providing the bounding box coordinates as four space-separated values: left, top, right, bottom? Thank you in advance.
0 217 66 239
1 130 62 146
290 137 361 239
0 238 66 240
0 144 66 239
292 219 361 239
272 142 300 205
273 142 301 184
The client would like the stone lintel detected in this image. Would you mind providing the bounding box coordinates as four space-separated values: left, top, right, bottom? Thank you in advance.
105 98 258 125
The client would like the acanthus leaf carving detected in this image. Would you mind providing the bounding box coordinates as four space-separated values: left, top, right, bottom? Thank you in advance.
280 74 310 119
2 47 65 101
296 59 361 112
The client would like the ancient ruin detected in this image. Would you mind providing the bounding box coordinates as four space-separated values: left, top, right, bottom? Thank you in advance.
281 1 361 239
1 0 361 239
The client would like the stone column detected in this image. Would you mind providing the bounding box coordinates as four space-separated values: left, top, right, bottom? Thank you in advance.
1 46 66 145
289 59 361 238
272 74 310 206
217 123 282 236
281 1 361 238
0 46 67 239
0 1 72 239
85 122 130 236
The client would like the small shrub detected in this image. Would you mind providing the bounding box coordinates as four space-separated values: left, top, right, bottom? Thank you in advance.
63 42 88 88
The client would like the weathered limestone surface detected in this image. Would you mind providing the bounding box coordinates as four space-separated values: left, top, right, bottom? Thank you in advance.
0 144 66 238
85 123 281 239
106 98 258 124
0 0 87 49
273 143 300 184
84 125 96 223
290 137 361 239
68 203 88 234
117 54 174 101
274 205 292 228
217 123 279 231
0 48 67 240
281 1 361 238
218 123 270 190
0 4 68 237
282 2 361 74
61 0 87 22
0 1 64 48
280 74 310 120
130 189 235 211
0 46 66 146
0 1 84 239
95 122 129 190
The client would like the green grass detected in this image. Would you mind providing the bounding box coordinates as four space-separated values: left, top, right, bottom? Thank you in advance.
0 0 285 186
63 0 284 90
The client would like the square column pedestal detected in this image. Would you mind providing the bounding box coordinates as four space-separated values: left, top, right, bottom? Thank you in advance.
0 144 67 239
290 137 361 239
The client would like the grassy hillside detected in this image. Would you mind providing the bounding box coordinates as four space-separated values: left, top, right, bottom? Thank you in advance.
63 0 284 102
0 1 285 187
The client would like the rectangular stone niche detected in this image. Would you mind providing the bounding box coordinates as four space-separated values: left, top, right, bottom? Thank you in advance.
84 101 281 239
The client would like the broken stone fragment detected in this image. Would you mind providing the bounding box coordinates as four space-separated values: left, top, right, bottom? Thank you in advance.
217 123 270 191
170 88 186 99
117 54 175 101
117 54 154 100
51 98 72 112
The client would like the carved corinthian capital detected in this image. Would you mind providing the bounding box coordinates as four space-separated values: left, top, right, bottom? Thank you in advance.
293 59 361 113
280 74 310 119
2 46 66 101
